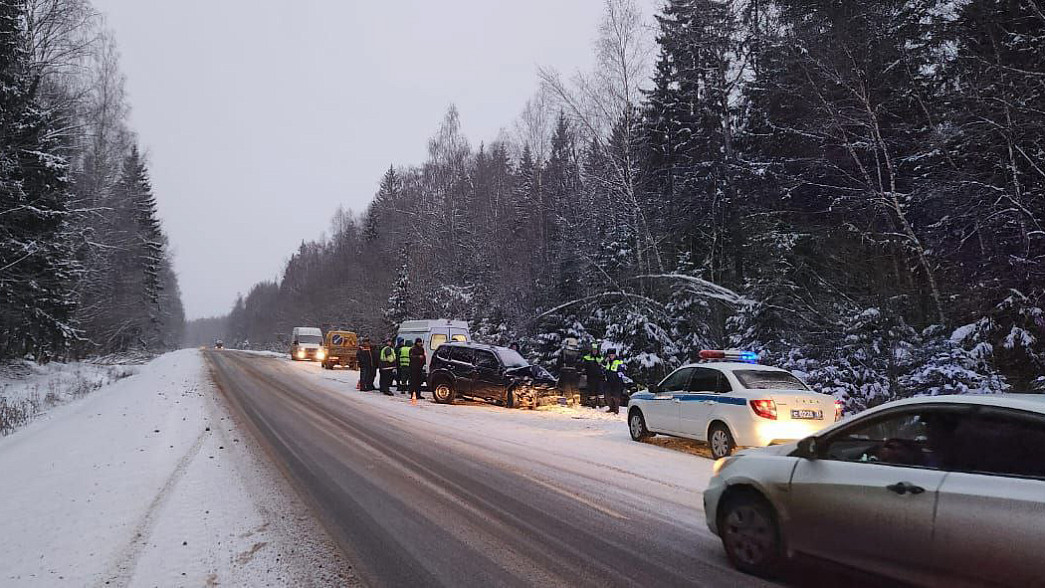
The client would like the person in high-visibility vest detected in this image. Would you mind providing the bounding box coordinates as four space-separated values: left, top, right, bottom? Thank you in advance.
398 341 412 394
379 338 397 396
602 349 625 415
581 342 604 407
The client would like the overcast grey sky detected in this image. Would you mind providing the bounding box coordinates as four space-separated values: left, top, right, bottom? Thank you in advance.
90 0 655 320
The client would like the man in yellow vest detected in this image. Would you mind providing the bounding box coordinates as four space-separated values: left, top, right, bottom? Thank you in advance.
602 349 625 415
397 339 412 394
581 342 604 407
379 338 396 396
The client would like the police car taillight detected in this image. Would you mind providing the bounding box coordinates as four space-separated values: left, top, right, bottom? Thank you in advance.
750 399 777 420
699 349 759 363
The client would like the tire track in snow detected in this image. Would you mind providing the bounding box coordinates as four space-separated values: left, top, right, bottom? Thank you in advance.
95 425 210 588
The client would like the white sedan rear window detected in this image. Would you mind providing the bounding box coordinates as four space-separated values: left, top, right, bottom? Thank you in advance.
734 370 808 390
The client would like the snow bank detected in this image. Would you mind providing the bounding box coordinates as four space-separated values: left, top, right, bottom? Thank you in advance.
0 349 353 587
0 359 137 436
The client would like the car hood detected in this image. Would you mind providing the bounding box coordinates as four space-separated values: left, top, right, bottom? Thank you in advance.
735 442 798 458
505 365 557 386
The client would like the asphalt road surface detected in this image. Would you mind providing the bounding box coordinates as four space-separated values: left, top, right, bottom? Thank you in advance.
205 351 865 588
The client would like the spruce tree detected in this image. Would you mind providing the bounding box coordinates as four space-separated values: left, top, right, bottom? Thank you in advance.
0 1 81 360
382 246 411 330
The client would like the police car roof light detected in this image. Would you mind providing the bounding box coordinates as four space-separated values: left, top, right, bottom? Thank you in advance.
699 349 760 363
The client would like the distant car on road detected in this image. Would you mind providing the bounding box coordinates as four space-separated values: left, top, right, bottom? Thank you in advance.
626 350 839 459
429 341 557 408
290 326 325 362
704 393 1045 586
214 340 224 350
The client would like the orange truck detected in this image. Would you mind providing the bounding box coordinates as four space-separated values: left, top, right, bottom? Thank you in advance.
321 330 359 370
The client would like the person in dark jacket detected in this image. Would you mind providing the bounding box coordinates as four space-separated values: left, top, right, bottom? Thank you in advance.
581 342 604 407
602 349 625 414
367 340 379 390
378 338 396 396
556 337 582 404
409 338 426 402
356 338 374 391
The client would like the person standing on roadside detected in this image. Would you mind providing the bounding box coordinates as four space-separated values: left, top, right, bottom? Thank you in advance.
379 338 396 396
398 338 411 394
602 349 625 415
409 338 426 402
390 338 401 389
367 339 380 390
556 337 582 405
356 338 374 391
582 341 604 407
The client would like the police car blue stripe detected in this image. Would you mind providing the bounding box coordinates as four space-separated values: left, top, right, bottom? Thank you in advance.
630 392 746 406
678 394 747 405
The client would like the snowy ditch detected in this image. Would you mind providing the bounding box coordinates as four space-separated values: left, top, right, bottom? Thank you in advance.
0 360 138 436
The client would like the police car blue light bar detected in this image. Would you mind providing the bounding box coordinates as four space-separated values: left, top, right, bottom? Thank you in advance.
699 349 760 363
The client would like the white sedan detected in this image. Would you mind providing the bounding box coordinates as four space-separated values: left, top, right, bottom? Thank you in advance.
626 351 839 459
704 394 1045 586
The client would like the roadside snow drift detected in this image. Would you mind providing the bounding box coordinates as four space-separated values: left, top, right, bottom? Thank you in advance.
0 349 353 587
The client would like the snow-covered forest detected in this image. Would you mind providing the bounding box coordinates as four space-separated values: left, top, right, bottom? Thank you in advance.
216 0 1043 411
0 0 184 361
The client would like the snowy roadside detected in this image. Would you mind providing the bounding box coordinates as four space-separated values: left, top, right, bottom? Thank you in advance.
0 349 354 587
0 360 138 436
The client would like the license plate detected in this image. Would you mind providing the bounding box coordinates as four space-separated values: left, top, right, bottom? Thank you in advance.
791 409 823 420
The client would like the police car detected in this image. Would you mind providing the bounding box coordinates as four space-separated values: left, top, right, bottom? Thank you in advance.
626 350 841 459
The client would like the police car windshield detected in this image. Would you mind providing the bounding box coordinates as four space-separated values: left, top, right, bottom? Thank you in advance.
734 370 809 390
297 335 322 344
497 349 529 369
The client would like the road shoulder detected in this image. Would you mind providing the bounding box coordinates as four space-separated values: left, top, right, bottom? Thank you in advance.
0 349 354 587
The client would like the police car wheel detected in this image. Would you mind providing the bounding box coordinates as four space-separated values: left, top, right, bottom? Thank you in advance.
628 410 652 441
709 424 735 459
719 493 783 578
433 381 455 404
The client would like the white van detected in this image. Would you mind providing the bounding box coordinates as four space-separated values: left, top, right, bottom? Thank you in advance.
290 326 325 362
395 319 470 373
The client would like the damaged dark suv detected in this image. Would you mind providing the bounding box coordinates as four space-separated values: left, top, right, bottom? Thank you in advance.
429 342 557 408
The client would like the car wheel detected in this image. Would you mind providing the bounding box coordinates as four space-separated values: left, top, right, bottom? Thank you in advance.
719 493 783 578
709 423 735 459
433 381 455 404
628 409 652 441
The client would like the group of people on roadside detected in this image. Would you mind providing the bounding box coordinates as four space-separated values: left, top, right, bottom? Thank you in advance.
560 340 622 413
356 335 626 411
355 337 427 401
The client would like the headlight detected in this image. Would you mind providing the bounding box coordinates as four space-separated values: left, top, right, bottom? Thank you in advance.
297 350 305 358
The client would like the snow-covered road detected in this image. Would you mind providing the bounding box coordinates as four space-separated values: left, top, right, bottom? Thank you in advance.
208 349 765 587
1 350 880 587
0 349 352 587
